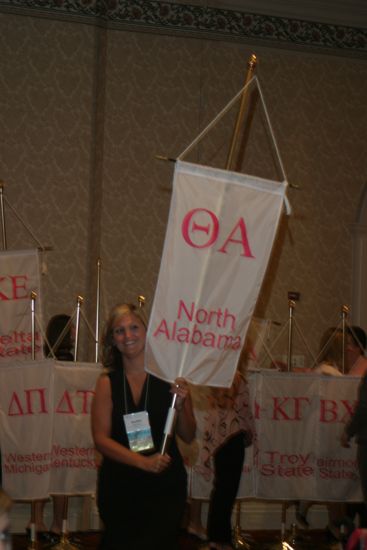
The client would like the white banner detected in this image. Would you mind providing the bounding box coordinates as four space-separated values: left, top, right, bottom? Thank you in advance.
0 249 43 361
0 360 100 500
146 161 287 387
240 317 273 372
0 364 362 502
186 371 363 502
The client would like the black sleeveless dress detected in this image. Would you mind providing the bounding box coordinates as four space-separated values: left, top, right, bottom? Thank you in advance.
97 367 187 550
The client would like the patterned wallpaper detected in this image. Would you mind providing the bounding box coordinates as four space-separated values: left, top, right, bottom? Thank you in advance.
0 5 367 363
0 15 95 323
0 0 366 53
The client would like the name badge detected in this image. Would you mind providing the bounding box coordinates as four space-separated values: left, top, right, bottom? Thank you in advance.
123 411 154 453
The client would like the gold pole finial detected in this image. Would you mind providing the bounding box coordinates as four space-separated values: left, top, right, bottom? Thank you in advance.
248 53 257 69
138 295 146 308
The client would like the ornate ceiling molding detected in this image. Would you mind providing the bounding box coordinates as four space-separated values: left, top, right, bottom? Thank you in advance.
1 0 366 55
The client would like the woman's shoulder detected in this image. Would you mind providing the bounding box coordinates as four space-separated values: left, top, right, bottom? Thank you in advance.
96 367 121 388
94 372 112 400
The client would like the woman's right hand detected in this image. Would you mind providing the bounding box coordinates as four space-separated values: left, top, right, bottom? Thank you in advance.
140 452 171 473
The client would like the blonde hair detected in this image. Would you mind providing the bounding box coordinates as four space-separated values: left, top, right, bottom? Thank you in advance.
101 303 147 369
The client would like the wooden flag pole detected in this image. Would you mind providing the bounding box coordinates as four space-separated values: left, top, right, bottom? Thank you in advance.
226 53 257 171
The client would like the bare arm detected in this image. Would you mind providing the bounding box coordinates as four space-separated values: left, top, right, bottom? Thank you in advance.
173 378 196 444
91 373 171 473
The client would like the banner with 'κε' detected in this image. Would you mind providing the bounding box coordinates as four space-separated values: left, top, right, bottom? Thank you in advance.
0 249 44 362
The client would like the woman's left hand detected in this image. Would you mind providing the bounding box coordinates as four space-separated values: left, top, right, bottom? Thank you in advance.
171 377 190 412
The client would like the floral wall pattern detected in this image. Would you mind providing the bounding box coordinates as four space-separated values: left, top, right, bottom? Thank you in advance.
0 2 366 363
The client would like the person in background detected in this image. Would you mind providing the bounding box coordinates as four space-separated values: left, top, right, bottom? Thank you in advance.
186 498 207 541
313 328 344 377
44 314 74 362
29 314 74 540
188 370 255 550
295 329 344 536
344 326 367 530
0 488 12 550
346 326 367 377
341 369 367 538
92 303 196 550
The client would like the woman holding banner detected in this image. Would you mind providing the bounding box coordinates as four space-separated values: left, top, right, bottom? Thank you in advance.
91 303 196 550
